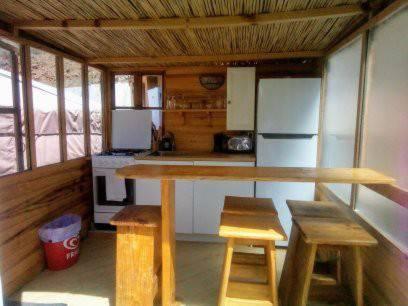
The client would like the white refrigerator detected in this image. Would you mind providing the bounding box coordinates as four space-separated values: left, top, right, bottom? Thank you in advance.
256 78 321 245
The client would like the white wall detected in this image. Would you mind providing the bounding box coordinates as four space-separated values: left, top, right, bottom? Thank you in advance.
355 9 408 251
321 37 363 204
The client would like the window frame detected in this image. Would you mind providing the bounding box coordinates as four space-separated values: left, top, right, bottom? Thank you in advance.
87 65 105 155
112 72 138 109
61 57 87 160
141 73 164 110
0 40 25 174
0 36 106 177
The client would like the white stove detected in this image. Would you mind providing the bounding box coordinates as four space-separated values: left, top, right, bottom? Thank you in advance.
91 149 150 168
91 149 150 225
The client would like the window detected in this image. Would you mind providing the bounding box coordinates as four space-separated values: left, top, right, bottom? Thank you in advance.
142 74 163 130
63 58 84 159
355 10 408 250
30 47 61 167
114 74 134 108
88 67 103 154
0 41 26 176
321 37 363 204
142 75 162 108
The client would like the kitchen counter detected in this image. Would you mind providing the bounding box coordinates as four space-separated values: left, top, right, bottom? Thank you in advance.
136 151 256 162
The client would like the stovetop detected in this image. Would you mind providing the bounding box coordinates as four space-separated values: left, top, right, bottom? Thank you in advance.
97 149 150 157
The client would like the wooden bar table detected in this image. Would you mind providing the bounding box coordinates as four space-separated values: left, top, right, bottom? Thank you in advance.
116 165 394 306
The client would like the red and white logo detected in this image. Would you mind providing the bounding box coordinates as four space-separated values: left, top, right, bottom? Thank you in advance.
63 235 79 250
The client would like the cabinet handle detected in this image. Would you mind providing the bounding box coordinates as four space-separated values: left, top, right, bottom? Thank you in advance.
227 100 231 105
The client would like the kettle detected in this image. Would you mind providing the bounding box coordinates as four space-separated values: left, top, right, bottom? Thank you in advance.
159 132 175 151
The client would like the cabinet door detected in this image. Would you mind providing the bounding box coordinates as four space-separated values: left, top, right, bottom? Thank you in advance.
193 161 255 234
227 67 256 130
135 160 194 234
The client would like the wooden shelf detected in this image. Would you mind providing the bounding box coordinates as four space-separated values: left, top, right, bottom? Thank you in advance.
162 109 226 113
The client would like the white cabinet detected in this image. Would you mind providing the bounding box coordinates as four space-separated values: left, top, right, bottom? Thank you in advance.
193 161 255 234
135 160 194 234
227 67 256 130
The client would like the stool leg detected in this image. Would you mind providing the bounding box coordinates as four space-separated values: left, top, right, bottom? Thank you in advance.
352 246 364 306
266 241 278 306
287 238 317 306
218 238 235 306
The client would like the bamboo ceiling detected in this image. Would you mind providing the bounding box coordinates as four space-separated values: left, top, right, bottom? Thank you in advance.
0 0 367 67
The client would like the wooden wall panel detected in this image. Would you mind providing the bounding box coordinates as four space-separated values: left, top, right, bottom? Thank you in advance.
164 70 227 152
316 183 408 306
0 158 92 296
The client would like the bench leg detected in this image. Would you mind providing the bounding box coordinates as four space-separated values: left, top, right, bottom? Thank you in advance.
116 226 157 306
218 238 235 306
266 241 278 306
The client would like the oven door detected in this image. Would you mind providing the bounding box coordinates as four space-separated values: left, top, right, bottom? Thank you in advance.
93 168 135 213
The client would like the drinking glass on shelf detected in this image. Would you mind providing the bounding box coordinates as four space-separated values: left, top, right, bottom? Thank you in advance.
216 97 224 109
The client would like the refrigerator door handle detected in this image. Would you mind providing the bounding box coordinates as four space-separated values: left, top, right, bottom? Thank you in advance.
259 133 316 139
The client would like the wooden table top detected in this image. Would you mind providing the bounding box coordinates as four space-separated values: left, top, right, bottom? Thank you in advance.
116 164 394 184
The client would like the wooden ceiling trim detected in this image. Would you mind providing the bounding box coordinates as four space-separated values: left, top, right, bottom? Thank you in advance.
88 51 324 65
14 5 364 31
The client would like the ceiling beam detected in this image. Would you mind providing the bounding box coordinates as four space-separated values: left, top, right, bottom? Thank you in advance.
326 0 408 56
15 5 364 31
87 51 324 65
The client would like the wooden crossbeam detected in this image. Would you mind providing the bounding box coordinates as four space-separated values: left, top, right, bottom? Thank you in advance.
326 0 408 55
87 51 324 65
14 5 363 31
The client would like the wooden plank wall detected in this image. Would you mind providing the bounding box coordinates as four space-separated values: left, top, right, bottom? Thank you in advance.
316 183 408 306
0 158 92 296
162 61 322 152
164 68 227 152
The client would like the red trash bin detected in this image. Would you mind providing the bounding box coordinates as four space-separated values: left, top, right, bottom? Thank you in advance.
39 214 81 271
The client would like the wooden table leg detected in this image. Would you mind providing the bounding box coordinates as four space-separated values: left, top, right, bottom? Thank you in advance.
161 179 176 306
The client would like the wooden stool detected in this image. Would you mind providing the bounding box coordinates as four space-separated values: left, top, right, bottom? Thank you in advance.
218 212 287 306
279 215 377 306
224 196 278 216
110 205 162 306
286 200 347 219
285 200 347 287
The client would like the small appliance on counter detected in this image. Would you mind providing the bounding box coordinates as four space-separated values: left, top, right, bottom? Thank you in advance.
213 132 254 153
159 132 176 151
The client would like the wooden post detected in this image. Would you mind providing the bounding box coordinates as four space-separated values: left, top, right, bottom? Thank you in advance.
82 64 91 156
21 45 37 168
56 56 67 161
161 179 176 306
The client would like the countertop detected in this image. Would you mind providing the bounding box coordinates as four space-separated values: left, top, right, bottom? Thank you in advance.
117 164 395 184
135 152 256 162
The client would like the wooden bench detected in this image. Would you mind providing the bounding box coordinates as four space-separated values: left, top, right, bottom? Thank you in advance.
110 205 162 306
